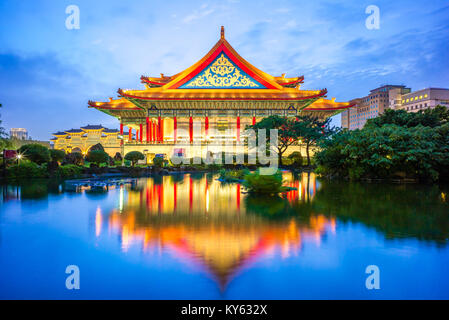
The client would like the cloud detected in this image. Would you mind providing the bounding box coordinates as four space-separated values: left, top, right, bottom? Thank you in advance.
1 0 448 139
182 5 215 24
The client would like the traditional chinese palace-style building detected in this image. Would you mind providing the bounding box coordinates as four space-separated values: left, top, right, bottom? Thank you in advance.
87 27 352 161
51 125 121 156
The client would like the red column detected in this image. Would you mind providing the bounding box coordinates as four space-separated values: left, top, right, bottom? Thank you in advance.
205 116 209 137
158 117 162 143
146 117 150 143
139 123 143 143
173 117 177 143
136 129 139 143
236 116 241 142
128 127 132 142
252 116 256 126
161 119 164 143
189 117 193 143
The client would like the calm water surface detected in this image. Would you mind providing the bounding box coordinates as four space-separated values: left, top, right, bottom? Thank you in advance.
0 172 448 299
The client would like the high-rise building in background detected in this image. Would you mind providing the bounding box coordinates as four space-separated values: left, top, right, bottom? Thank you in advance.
342 86 449 130
10 128 28 140
393 88 449 113
341 85 409 130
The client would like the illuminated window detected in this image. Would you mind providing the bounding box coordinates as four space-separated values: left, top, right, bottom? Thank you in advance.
424 94 428 98
406 99 409 102
419 95 423 99
414 97 418 101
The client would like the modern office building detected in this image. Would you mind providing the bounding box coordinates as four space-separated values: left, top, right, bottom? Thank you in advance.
393 88 449 112
341 85 409 130
342 86 449 130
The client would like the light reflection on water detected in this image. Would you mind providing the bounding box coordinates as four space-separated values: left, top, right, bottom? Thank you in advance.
1 172 449 299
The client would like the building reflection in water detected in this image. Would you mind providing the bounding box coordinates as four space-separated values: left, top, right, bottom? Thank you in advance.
101 172 333 288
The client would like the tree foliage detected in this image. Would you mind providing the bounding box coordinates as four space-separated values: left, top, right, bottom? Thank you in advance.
124 151 145 166
249 115 334 166
243 169 284 194
0 103 12 151
89 143 105 152
50 149 66 163
18 144 51 165
249 115 298 164
315 106 449 181
293 115 334 166
113 152 123 162
86 150 109 165
63 152 84 165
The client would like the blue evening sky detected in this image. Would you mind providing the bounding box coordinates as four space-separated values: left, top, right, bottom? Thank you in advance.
0 0 448 140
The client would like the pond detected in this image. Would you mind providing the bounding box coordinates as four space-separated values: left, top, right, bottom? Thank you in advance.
0 172 448 299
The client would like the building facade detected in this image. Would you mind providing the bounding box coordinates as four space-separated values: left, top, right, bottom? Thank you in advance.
341 85 409 130
10 128 28 140
88 27 353 161
51 125 121 156
393 88 449 112
342 86 449 130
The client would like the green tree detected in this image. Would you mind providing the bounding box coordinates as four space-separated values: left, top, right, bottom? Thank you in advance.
288 151 303 166
294 115 334 166
125 151 145 166
243 169 284 194
86 150 109 166
113 152 123 162
250 115 298 165
316 122 449 181
63 152 84 165
89 143 105 152
0 103 12 151
367 105 449 129
18 144 51 164
50 149 66 163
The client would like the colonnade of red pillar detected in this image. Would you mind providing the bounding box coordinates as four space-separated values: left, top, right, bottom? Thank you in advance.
120 116 248 144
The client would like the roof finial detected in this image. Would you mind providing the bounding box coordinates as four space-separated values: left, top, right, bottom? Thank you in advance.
221 26 225 39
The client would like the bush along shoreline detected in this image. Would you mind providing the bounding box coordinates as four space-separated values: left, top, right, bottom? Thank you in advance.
1 142 312 182
315 106 449 183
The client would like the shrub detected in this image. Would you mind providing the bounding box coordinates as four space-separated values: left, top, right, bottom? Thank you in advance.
55 164 83 179
219 168 249 182
243 170 283 194
89 143 104 152
50 149 66 163
63 152 84 165
125 151 145 166
288 151 303 166
18 144 50 165
152 156 164 167
86 150 109 166
6 161 48 179
113 152 123 162
207 163 222 171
